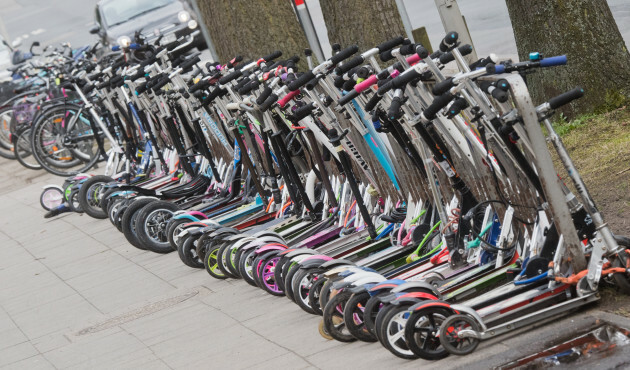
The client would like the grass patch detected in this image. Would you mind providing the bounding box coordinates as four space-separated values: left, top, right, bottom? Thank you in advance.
550 105 630 234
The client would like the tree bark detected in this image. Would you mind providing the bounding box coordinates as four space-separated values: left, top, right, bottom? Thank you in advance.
505 0 630 118
319 0 405 49
196 0 309 69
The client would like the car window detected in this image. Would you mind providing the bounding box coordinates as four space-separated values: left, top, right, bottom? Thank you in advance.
101 0 175 27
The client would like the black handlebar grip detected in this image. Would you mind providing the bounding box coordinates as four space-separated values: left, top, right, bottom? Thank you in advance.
305 75 322 90
429 50 443 60
439 31 459 52
189 79 210 94
129 69 146 82
331 43 341 53
415 45 430 59
446 97 468 118
82 83 95 95
111 57 127 71
377 36 404 53
135 80 149 95
179 55 201 71
330 45 359 65
379 50 395 62
256 86 273 105
262 50 282 63
287 70 315 91
338 89 359 106
342 78 355 92
335 55 364 76
304 48 312 57
388 95 404 120
423 92 455 120
439 44 472 65
399 43 416 56
432 77 455 96
258 93 278 111
201 87 227 108
333 75 345 89
234 77 250 92
378 68 421 95
152 76 171 91
548 87 584 110
293 102 316 121
364 93 383 112
237 80 258 95
218 69 243 85
110 75 124 88
491 87 508 103
226 55 243 69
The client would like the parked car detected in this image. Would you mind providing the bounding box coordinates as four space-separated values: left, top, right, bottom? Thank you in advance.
89 0 205 49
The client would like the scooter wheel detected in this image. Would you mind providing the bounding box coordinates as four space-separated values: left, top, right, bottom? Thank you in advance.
404 306 452 360
439 314 481 356
40 187 64 211
318 319 333 340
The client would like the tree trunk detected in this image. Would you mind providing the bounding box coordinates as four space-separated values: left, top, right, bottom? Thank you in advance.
196 0 309 69
319 0 405 49
505 0 630 119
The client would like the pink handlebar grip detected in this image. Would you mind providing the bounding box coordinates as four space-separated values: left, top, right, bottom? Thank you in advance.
406 54 421 65
354 75 377 93
278 89 301 108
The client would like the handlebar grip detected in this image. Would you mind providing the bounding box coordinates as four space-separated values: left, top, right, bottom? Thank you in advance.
330 45 359 65
439 31 459 52
423 92 455 120
335 55 364 76
378 68 421 95
110 75 124 88
548 87 584 110
480 81 509 102
341 78 355 92
293 102 316 121
380 50 395 62
305 75 323 90
82 83 95 95
439 44 473 65
540 55 567 68
218 69 243 85
493 64 505 74
256 86 273 105
287 70 315 91
406 53 421 65
432 77 454 96
446 97 468 118
189 79 210 94
238 79 259 95
129 69 146 82
377 36 404 53
278 89 301 108
200 87 227 107
258 93 278 111
180 55 201 71
429 50 443 60
135 80 149 95
152 76 171 91
262 50 282 63
399 43 416 56
387 95 404 120
364 92 383 111
354 74 377 93
338 89 359 106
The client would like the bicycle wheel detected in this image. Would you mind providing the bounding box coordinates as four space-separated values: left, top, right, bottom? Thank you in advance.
13 128 42 170
0 106 16 159
30 105 102 176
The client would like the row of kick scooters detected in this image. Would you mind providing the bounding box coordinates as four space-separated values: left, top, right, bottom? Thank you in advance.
39 30 630 360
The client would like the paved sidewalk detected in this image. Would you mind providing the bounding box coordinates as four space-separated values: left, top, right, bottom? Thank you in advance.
1 158 629 370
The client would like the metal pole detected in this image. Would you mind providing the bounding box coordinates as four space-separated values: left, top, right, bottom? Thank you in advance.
395 0 415 43
433 0 478 61
292 0 325 64
189 0 219 62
